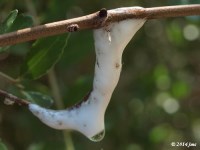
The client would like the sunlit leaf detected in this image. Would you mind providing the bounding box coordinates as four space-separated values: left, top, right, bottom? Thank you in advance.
0 10 18 53
0 9 18 34
8 14 33 32
0 12 33 53
22 91 54 107
20 34 70 79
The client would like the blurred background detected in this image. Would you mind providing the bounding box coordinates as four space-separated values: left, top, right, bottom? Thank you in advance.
0 0 200 150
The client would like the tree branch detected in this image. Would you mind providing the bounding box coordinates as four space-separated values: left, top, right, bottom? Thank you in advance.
0 4 199 47
0 89 30 106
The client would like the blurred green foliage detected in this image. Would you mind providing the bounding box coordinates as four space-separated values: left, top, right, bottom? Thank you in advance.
0 0 200 150
0 139 8 150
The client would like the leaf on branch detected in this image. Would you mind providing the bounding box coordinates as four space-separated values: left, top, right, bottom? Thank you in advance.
0 10 18 53
0 9 18 34
8 14 33 32
0 11 33 53
20 34 70 79
22 91 54 107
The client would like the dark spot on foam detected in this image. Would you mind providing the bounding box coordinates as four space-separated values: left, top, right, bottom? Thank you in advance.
96 59 100 68
35 111 40 115
58 121 63 126
96 48 103 55
50 113 55 118
92 97 98 104
115 63 120 68
83 90 92 102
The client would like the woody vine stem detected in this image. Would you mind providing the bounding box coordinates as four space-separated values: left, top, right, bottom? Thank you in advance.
0 4 199 47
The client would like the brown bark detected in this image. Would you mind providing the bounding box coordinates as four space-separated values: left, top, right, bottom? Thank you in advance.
0 4 199 47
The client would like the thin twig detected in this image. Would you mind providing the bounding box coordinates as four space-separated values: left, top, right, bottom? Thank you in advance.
0 4 199 47
48 69 75 150
48 69 64 109
0 72 24 89
0 89 30 106
0 72 18 84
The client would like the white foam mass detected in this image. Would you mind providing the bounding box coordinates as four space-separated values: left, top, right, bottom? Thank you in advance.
29 7 146 141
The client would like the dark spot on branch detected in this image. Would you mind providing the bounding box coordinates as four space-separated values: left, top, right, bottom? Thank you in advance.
99 8 107 18
67 24 79 32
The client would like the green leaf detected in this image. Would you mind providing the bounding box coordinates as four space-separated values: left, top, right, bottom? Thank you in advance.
8 14 33 32
20 34 70 79
0 10 18 53
0 9 18 34
22 91 54 107
65 75 92 106
0 141 8 150
59 32 93 66
0 12 33 53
